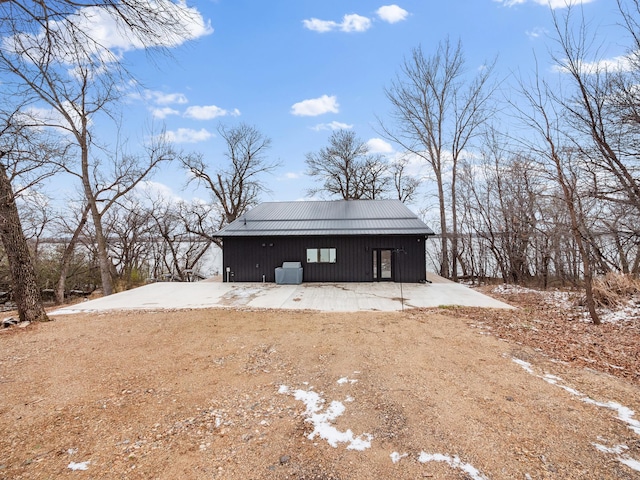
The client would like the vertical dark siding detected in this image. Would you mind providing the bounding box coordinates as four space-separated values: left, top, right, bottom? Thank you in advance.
222 235 427 283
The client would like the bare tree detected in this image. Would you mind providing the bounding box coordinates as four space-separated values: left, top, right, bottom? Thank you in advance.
390 157 421 204
382 38 496 279
17 190 54 265
459 138 543 285
359 155 390 200
144 197 212 281
305 129 389 200
0 0 206 66
54 202 90 303
616 0 640 122
182 123 277 231
0 0 208 299
550 6 640 215
0 109 64 322
103 196 154 289
514 68 601 324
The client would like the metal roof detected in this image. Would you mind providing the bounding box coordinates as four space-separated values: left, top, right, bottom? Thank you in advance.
216 200 434 237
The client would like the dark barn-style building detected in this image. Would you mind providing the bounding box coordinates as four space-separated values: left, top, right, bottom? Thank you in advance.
216 200 434 283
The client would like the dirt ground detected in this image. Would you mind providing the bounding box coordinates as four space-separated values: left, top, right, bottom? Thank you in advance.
1 299 639 479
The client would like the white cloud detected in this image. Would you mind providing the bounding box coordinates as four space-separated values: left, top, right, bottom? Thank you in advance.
312 121 353 131
22 104 88 131
376 5 409 23
554 54 635 74
303 13 371 33
526 27 547 39
291 95 339 116
390 150 427 177
544 0 596 7
184 105 241 120
5 0 213 65
283 172 302 180
367 138 394 154
163 128 212 143
152 107 180 119
135 180 184 203
20 106 65 128
341 14 371 32
143 90 189 105
110 1 213 49
303 18 339 33
494 0 595 8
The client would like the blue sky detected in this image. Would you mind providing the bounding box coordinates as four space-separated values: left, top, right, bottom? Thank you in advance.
41 0 628 207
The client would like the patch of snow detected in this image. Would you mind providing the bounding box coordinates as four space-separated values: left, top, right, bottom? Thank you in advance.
512 356 640 474
337 377 358 385
512 358 533 374
230 287 262 298
618 456 640 472
600 300 640 323
280 384 373 451
493 282 640 323
418 452 488 480
292 389 324 415
541 373 640 435
68 461 90 471
593 443 640 473
390 452 408 463
345 433 373 451
581 398 640 436
278 385 290 394
492 284 539 295
593 443 627 454
542 374 584 397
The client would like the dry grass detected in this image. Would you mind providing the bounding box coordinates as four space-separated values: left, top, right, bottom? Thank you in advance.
592 272 640 308
467 281 640 385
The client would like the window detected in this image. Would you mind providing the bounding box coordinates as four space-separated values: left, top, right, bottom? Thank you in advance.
306 248 336 263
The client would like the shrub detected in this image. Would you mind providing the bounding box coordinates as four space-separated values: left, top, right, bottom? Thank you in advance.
591 272 640 308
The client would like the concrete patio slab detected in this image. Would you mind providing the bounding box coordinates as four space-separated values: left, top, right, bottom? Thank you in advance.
50 275 512 315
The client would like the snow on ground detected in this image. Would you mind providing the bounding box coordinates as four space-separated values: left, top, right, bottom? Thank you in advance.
336 376 358 385
511 358 534 375
599 299 640 323
490 284 575 310
390 451 408 463
491 284 640 324
418 452 489 480
278 383 372 451
221 286 265 306
512 358 640 473
280 379 490 478
542 373 640 436
67 461 90 471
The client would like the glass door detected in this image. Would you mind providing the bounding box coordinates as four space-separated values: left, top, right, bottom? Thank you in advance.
372 249 393 281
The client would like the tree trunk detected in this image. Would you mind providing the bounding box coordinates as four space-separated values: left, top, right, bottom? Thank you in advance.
80 135 114 296
551 155 600 325
450 168 459 282
436 170 449 278
0 164 49 322
55 205 90 304
88 199 113 296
